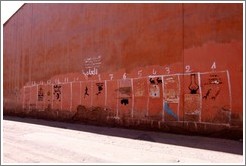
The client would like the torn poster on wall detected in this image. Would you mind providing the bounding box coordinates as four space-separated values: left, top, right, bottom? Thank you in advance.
149 77 162 98
149 85 160 98
184 94 200 122
118 79 132 105
163 76 179 103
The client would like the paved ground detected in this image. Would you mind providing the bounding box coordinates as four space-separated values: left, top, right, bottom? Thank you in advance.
2 116 244 164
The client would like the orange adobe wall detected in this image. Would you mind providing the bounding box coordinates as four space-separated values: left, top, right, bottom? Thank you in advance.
3 3 243 139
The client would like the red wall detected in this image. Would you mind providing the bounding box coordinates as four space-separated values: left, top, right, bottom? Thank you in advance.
3 3 243 128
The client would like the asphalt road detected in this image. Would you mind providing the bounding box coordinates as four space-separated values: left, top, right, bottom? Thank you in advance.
2 116 244 164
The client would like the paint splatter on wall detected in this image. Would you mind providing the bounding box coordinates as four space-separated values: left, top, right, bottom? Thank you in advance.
163 101 178 120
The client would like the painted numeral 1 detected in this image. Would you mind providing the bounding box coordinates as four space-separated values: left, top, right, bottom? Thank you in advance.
138 70 142 77
152 69 157 75
211 62 216 70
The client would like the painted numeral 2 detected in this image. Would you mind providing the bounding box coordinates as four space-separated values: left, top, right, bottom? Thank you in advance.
185 65 191 72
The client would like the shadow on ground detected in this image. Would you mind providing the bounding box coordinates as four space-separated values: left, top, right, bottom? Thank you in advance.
3 116 243 155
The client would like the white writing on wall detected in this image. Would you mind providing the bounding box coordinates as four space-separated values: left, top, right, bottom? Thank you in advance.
82 55 102 76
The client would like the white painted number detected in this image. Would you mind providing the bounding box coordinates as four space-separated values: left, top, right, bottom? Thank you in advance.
123 73 127 79
98 74 101 81
185 65 191 72
165 67 170 74
109 74 113 80
152 69 157 75
211 62 216 70
138 70 142 77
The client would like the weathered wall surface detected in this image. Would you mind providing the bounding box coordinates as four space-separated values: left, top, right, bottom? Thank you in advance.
3 3 243 138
